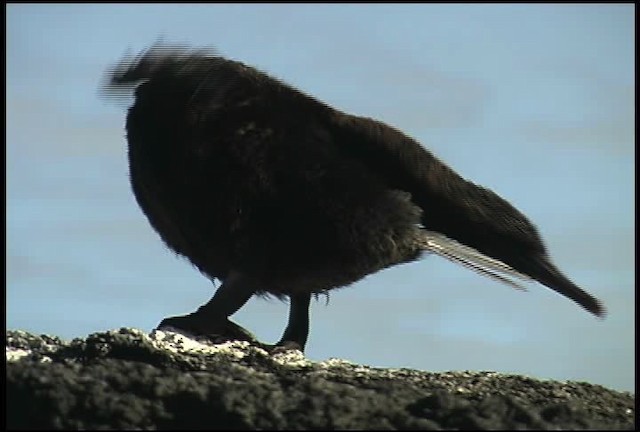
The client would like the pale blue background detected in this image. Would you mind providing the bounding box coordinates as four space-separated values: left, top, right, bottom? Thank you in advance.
7 4 634 393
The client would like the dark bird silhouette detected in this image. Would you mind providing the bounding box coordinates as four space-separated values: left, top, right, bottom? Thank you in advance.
103 44 606 352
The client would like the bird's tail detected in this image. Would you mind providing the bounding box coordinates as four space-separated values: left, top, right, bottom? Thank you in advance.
509 253 607 318
419 230 533 291
418 230 606 317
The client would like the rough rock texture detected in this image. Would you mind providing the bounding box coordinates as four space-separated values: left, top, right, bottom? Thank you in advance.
6 328 635 430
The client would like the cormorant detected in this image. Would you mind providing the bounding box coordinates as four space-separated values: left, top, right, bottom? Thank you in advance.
103 44 606 352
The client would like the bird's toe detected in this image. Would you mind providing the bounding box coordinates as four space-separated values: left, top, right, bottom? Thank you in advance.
272 340 305 353
157 313 257 344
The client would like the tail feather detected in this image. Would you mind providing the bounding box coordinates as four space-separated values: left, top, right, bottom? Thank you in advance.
419 230 606 318
512 254 607 318
420 230 533 291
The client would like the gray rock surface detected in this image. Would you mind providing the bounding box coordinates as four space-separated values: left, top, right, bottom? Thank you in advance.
6 328 634 430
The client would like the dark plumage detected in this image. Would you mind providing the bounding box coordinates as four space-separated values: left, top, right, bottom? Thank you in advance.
103 44 606 351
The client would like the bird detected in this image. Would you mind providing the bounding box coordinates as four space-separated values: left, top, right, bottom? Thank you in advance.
103 43 606 352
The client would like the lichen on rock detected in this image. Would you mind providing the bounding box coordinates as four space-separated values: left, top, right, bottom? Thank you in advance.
6 328 635 430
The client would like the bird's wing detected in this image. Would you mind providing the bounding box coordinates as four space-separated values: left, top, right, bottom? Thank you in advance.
329 112 545 257
328 112 540 292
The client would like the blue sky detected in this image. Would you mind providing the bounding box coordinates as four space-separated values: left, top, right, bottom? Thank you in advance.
6 4 634 393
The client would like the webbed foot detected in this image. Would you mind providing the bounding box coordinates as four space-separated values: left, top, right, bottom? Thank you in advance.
157 313 257 344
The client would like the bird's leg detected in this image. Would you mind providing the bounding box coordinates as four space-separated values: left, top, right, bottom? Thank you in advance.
157 270 257 343
274 292 311 352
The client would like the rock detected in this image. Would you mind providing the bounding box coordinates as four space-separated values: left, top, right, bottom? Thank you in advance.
6 328 635 430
